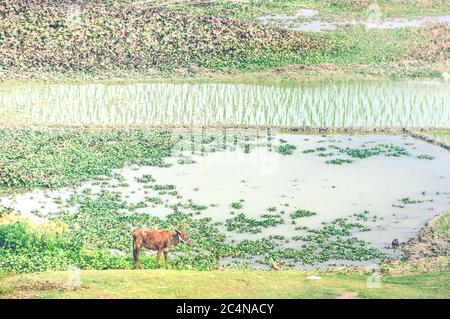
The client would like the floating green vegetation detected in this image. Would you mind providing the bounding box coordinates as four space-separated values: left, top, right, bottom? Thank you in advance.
277 144 297 155
307 218 371 237
341 144 410 159
354 211 370 222
150 184 177 191
183 200 208 211
290 209 317 219
302 149 316 154
326 158 353 165
342 147 381 159
177 158 197 165
225 212 284 234
0 183 386 273
314 143 415 165
282 216 381 264
318 152 335 157
417 154 434 160
230 201 244 210
135 174 156 184
0 128 176 189
147 197 163 205
399 197 429 205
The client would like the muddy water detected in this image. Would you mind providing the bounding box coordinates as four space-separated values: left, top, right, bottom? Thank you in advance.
0 81 448 128
2 133 449 266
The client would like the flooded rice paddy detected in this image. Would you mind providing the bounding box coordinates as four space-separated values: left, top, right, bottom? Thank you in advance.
0 81 449 128
1 131 449 268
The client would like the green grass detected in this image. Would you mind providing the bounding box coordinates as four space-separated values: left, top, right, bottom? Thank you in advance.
433 213 449 236
319 27 422 65
166 0 450 20
1 268 449 298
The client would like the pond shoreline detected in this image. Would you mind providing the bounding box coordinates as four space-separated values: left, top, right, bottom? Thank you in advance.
401 211 449 260
1 124 449 147
403 129 450 151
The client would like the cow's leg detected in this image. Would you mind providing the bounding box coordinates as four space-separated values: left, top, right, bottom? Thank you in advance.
133 238 142 269
155 249 162 269
163 251 169 270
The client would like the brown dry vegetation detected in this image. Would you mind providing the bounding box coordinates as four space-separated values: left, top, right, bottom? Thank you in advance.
406 23 449 62
0 0 448 81
0 0 324 76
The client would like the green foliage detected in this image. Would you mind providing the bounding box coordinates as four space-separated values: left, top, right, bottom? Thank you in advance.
0 220 111 273
433 213 449 236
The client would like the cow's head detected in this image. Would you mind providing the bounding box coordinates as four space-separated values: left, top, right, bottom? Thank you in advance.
175 229 191 245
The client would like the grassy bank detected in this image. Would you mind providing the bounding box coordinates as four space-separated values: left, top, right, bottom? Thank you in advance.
165 0 450 19
1 266 449 298
1 0 448 81
434 212 450 235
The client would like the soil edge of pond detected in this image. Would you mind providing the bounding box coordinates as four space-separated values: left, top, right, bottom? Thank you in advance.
404 129 450 151
401 211 449 260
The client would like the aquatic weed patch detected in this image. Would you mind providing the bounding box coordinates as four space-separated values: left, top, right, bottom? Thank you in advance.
397 197 433 206
417 154 434 160
290 209 317 219
307 142 417 165
225 212 284 234
341 144 410 159
326 158 353 165
0 128 177 189
230 201 244 210
0 180 386 272
277 144 296 155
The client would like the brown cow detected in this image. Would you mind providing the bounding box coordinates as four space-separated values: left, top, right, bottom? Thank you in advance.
132 228 191 269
